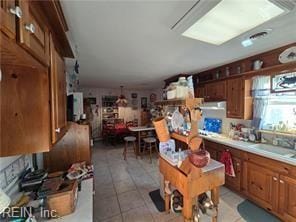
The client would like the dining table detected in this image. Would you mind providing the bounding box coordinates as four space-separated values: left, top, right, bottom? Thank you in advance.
128 126 155 157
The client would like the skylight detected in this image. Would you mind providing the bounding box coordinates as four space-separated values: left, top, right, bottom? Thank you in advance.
182 0 285 45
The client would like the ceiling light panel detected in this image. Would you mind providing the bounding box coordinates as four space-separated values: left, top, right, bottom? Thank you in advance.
182 0 285 45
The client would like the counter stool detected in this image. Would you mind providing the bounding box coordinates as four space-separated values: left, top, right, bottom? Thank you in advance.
123 136 137 160
143 137 158 163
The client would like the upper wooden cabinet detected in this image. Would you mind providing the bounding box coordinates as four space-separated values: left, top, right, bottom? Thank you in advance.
0 65 51 156
17 0 50 66
204 81 226 102
0 0 17 39
50 36 67 144
226 77 253 120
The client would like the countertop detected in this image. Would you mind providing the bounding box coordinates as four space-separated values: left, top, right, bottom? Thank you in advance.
48 178 93 222
200 134 296 166
128 126 155 131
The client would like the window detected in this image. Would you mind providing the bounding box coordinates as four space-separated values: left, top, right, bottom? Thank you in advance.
261 97 296 134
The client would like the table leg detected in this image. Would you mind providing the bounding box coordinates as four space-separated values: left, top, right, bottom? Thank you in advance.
164 179 170 213
211 187 220 222
183 196 193 221
138 131 141 158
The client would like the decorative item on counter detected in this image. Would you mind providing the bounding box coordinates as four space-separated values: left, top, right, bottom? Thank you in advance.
159 139 176 154
67 162 93 181
252 59 263 70
187 76 195 98
153 117 170 142
188 148 210 168
279 46 296 63
204 118 222 133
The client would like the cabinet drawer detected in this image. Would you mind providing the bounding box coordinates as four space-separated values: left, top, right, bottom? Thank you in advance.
1 0 16 38
18 0 50 66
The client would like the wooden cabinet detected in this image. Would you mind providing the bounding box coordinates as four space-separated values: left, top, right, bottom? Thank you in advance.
50 36 67 144
226 77 252 119
0 0 17 39
204 81 226 102
278 175 296 222
0 65 51 156
17 0 50 66
225 156 242 192
195 86 205 98
244 162 279 211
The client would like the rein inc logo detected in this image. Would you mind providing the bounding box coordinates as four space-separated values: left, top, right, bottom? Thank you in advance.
1 207 58 220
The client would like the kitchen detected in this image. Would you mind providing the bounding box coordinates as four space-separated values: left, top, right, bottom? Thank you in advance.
0 0 296 222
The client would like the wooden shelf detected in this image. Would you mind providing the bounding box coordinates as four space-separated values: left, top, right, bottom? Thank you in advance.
198 62 296 84
259 130 296 138
154 98 204 108
171 133 190 144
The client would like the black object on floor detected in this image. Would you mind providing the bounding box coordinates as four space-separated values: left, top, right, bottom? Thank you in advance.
149 189 165 212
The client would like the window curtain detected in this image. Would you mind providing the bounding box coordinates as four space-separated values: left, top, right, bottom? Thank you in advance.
251 76 270 129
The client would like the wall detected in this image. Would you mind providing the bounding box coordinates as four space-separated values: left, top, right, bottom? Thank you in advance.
199 108 252 134
79 87 161 138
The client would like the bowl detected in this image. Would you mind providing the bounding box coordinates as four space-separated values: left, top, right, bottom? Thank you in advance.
188 149 210 168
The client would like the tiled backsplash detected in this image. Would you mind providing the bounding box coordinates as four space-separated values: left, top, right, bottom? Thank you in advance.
0 155 31 191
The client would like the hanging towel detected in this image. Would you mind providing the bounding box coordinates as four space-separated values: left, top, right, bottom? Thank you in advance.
220 150 235 177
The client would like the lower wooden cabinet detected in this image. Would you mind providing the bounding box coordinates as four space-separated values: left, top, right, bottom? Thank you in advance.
0 65 51 156
244 162 279 212
204 139 296 221
278 175 296 222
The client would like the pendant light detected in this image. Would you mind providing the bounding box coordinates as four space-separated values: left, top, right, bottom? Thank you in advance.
116 86 128 107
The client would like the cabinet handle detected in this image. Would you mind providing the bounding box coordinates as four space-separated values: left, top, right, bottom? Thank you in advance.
273 177 278 181
25 23 35 34
0 68 2 82
236 163 240 166
279 180 284 184
55 128 61 133
10 6 22 18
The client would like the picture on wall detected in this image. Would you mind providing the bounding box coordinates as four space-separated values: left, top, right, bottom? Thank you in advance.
141 97 148 108
271 72 296 93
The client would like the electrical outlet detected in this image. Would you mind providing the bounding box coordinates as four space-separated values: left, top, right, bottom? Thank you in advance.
0 171 7 189
5 165 15 183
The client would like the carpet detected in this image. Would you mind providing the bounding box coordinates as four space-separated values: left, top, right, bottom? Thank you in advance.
149 189 165 212
237 200 281 222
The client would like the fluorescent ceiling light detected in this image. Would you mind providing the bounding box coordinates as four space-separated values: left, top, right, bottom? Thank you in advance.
182 0 285 45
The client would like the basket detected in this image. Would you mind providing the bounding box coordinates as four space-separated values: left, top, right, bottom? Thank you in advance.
153 117 170 142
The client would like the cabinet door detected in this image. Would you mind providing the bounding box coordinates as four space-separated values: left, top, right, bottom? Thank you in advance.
0 65 50 156
225 156 242 191
0 0 16 38
204 81 226 101
226 78 243 118
195 86 205 98
245 162 278 211
50 37 67 144
278 175 296 221
18 0 50 66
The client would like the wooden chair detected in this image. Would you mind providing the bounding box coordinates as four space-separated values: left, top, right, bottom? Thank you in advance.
143 137 158 163
123 136 137 160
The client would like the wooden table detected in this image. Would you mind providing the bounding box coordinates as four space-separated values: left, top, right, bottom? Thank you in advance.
128 126 155 157
159 157 225 222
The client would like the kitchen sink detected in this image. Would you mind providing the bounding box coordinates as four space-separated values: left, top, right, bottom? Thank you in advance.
249 143 296 158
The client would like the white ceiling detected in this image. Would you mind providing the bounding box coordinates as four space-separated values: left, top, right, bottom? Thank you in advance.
61 0 296 89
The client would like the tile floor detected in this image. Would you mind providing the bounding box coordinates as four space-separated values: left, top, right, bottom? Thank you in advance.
92 142 248 222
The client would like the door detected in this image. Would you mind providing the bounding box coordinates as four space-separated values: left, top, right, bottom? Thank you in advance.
17 0 49 66
50 37 67 144
278 175 296 221
0 65 50 156
227 77 243 118
245 162 279 211
0 0 17 38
